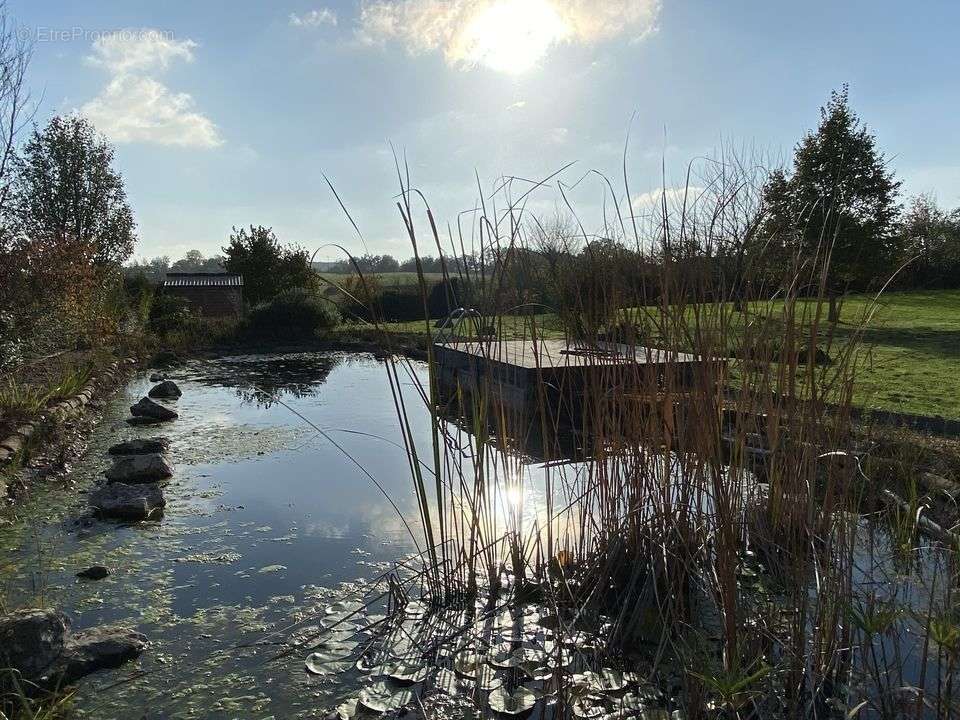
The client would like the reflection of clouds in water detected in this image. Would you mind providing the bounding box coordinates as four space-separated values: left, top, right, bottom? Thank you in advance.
301 519 350 539
361 498 423 544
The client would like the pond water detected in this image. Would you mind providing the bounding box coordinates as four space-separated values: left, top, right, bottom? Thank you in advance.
0 352 953 719
0 353 443 719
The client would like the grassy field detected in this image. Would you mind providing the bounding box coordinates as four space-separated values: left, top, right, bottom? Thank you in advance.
317 271 447 290
824 290 960 419
369 288 960 420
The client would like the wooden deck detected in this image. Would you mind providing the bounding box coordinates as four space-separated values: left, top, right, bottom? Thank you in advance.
435 339 699 369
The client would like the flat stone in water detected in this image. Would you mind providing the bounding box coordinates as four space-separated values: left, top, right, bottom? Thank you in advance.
77 565 110 581
148 380 182 400
104 453 174 483
90 482 166 520
0 608 70 683
130 397 178 421
43 625 147 685
109 437 171 455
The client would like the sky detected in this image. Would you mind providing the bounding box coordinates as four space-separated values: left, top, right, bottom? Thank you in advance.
8 0 960 262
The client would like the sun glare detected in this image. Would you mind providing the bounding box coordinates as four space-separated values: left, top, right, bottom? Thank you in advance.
461 0 570 74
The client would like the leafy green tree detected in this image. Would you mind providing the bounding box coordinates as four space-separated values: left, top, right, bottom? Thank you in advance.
222 225 318 306
170 249 225 273
899 195 960 288
762 87 901 320
9 115 136 266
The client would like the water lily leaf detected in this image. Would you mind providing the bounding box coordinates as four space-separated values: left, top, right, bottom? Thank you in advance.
358 681 414 713
433 667 458 695
514 647 548 664
305 655 351 675
475 664 503 691
381 660 429 684
575 669 629 693
572 694 607 719
454 653 484 678
327 601 363 616
304 640 358 674
490 650 524 669
404 600 428 619
335 698 358 720
519 661 553 681
488 686 539 715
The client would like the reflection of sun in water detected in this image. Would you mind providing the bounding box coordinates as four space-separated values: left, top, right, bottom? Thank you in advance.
461 0 570 74
505 484 524 510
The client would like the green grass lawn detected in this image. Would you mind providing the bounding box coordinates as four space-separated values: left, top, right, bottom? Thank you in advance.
363 289 960 421
318 271 447 290
823 290 960 419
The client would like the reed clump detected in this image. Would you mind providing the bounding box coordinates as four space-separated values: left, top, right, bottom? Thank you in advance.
329 153 959 719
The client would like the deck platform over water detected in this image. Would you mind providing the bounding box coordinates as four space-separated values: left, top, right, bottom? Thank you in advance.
434 338 719 411
435 338 699 369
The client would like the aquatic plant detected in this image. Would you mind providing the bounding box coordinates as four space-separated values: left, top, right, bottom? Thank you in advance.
315 145 959 718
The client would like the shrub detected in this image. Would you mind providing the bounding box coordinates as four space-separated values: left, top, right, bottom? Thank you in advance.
149 293 194 336
244 288 340 341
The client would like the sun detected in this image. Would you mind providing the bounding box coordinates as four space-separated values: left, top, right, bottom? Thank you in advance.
460 0 570 74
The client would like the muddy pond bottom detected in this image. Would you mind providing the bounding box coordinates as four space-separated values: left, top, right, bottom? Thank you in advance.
0 352 435 719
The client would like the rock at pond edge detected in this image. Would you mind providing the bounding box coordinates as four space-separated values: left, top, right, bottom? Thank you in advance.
104 453 173 483
130 397 178 421
148 380 182 400
108 437 171 455
90 482 166 520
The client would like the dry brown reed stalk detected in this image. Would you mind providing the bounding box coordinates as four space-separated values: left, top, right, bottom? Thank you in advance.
321 148 958 718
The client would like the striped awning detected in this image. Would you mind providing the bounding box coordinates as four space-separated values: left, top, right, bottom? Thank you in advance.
163 273 243 287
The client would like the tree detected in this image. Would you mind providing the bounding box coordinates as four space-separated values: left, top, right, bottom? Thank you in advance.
762 87 901 321
222 225 317 306
899 195 960 288
169 249 225 273
9 115 136 265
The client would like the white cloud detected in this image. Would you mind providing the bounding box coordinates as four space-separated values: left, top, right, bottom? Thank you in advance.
80 29 222 148
81 75 223 147
290 8 338 27
86 30 196 74
358 0 660 73
632 185 706 209
506 100 527 110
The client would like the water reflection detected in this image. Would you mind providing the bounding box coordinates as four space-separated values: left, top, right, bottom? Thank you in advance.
170 352 340 408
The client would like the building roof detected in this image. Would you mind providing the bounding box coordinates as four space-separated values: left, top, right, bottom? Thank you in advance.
163 273 243 287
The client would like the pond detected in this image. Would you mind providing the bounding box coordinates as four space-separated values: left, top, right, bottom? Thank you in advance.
0 352 446 718
1 352 954 719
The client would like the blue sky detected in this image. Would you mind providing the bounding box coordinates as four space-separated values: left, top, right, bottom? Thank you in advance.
9 0 960 262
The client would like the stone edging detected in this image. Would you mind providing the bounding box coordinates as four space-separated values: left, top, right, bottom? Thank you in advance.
0 358 133 465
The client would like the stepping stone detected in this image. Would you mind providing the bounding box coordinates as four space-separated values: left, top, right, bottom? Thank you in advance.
76 566 109 580
130 397 178 421
148 380 182 399
44 625 147 685
104 454 173 483
108 437 170 455
0 609 70 683
90 482 165 520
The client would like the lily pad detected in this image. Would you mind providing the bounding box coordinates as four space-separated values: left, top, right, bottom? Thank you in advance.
334 698 359 719
305 655 351 675
488 685 539 715
433 668 458 695
574 669 632 693
358 681 414 713
304 640 359 674
381 660 429 684
454 653 484 678
475 664 503 691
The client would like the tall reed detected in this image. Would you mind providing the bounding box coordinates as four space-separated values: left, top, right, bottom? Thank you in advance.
330 150 957 718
